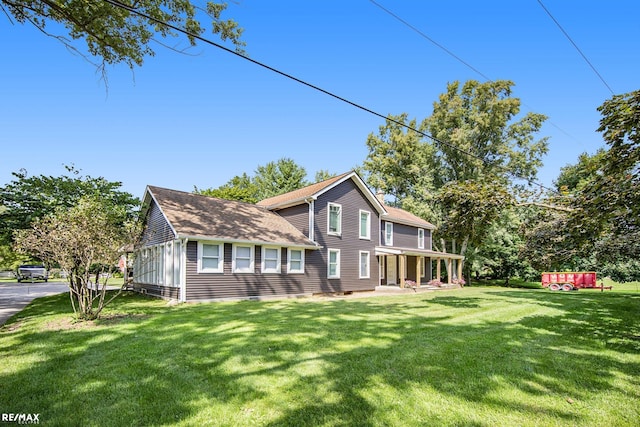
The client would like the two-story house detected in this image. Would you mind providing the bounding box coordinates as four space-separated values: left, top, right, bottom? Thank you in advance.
132 171 463 302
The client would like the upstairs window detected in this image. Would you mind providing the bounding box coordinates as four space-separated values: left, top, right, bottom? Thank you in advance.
328 203 342 235
385 222 393 246
359 210 371 240
418 228 425 249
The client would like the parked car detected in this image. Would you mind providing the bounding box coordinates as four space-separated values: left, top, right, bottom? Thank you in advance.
16 265 49 282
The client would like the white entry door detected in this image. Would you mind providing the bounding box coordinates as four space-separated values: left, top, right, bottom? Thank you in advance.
386 256 397 285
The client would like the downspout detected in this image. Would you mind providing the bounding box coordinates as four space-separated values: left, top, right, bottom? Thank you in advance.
180 238 188 303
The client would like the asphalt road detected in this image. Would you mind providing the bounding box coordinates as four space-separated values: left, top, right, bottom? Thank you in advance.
0 282 69 326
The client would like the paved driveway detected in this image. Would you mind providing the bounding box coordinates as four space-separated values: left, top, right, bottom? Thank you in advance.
0 282 69 326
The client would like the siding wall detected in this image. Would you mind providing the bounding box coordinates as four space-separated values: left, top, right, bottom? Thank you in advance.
141 201 175 246
184 241 309 300
309 179 380 293
382 221 432 250
275 203 309 236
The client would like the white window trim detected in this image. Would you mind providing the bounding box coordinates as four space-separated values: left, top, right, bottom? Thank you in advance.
198 241 224 273
359 251 370 279
359 209 371 240
385 222 394 246
327 202 342 236
287 248 305 274
418 228 425 249
232 244 255 274
328 248 341 279
261 246 281 274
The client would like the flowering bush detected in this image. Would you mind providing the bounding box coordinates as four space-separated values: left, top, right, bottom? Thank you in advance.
405 279 417 288
427 279 443 287
452 277 466 286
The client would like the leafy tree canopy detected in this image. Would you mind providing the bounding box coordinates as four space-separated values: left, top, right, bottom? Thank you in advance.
2 0 244 71
362 80 548 271
424 80 548 186
195 158 328 202
0 165 140 246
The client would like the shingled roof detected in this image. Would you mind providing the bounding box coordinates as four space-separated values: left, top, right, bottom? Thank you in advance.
257 171 386 214
382 205 436 230
145 186 318 248
256 172 352 209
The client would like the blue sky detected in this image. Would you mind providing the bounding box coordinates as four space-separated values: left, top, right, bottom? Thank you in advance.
1 1 638 198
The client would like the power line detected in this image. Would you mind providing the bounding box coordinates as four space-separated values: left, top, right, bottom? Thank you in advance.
368 0 493 82
100 0 559 195
537 0 615 95
368 0 582 146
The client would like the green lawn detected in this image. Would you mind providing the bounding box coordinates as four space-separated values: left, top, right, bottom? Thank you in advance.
1 287 639 426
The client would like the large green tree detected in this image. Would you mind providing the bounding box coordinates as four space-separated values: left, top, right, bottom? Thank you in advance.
424 80 548 186
195 158 311 202
362 80 548 277
0 165 139 247
2 0 244 70
565 89 640 281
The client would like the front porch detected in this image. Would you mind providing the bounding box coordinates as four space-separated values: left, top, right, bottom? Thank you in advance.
376 247 465 289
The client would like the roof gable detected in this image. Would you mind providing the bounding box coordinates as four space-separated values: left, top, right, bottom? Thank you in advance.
144 186 317 247
257 171 386 214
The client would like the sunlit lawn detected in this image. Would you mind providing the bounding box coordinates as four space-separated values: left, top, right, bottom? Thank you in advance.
1 286 639 426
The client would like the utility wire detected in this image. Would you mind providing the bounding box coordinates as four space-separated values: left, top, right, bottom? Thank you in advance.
368 0 492 82
101 0 559 194
537 0 614 95
368 0 581 145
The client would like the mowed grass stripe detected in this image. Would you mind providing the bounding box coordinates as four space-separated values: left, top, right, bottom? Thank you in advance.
1 287 638 426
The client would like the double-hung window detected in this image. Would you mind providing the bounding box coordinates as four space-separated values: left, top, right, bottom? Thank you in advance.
261 247 281 274
198 242 223 273
385 222 394 246
328 203 342 235
328 249 340 278
233 244 254 273
359 210 371 240
418 228 425 249
359 251 370 279
288 249 305 274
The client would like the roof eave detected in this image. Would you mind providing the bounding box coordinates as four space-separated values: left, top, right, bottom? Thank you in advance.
177 234 322 250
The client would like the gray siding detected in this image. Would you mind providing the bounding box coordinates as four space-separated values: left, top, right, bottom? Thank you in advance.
309 178 380 293
274 203 309 237
382 221 432 250
184 241 311 300
141 201 175 246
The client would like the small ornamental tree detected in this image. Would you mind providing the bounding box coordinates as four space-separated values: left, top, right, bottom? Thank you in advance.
14 196 139 320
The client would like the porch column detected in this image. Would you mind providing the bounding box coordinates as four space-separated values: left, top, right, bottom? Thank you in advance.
399 255 406 288
447 258 452 284
436 258 441 281
457 259 463 283
416 257 421 287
